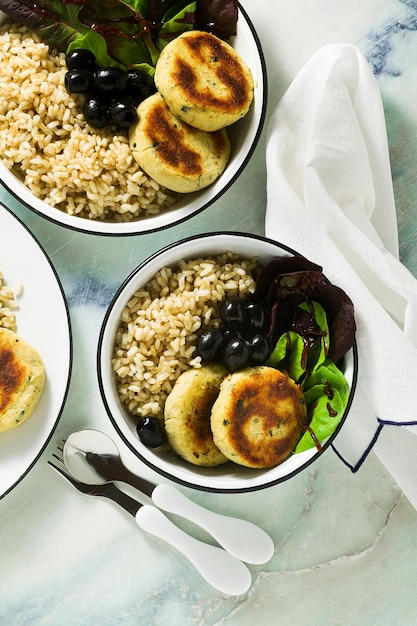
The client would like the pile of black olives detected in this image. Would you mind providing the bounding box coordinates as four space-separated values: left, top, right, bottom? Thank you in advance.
64 48 155 129
196 296 272 372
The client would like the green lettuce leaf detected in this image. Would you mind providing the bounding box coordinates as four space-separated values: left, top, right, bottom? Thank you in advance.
267 331 306 382
157 1 196 50
126 0 150 13
267 300 349 453
303 358 349 405
267 300 329 381
75 0 157 68
297 300 329 373
295 359 349 453
66 31 121 68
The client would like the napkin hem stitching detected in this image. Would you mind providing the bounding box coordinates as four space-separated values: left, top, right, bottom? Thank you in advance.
331 423 384 472
378 418 417 427
332 417 417 473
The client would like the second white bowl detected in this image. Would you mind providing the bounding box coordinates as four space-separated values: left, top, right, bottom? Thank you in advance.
97 232 358 493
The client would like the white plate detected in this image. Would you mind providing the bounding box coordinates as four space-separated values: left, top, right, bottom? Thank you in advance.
0 5 267 235
0 203 72 499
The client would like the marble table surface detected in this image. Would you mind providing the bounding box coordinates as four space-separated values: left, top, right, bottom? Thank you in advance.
1 1 417 623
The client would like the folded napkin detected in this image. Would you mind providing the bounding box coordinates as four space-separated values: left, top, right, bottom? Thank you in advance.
265 43 417 509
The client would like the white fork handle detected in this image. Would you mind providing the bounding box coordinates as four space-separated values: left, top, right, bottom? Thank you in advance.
151 483 274 565
135 505 251 596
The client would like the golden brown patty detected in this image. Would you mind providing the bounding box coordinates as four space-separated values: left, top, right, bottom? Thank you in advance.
129 93 230 193
0 328 45 433
164 364 228 466
154 30 254 132
210 366 308 468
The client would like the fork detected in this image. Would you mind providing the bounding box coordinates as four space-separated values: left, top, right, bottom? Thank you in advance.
48 457 252 596
59 431 274 565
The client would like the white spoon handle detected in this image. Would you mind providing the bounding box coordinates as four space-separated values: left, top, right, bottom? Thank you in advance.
135 505 251 596
151 483 274 565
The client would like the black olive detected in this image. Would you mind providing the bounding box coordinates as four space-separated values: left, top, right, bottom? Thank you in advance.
222 297 245 328
125 68 154 104
83 95 110 128
137 417 166 448
222 327 241 343
65 68 95 94
242 302 269 337
109 100 138 128
95 67 128 93
66 49 97 71
222 338 251 372
196 327 224 362
248 334 271 365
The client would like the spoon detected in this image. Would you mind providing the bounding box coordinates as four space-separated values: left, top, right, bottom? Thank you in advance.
63 429 274 565
49 458 251 595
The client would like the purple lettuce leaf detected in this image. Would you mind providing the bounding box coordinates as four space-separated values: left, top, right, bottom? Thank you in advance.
255 256 325 305
0 0 90 52
255 256 356 363
196 0 238 39
0 0 152 60
310 283 356 363
0 0 239 66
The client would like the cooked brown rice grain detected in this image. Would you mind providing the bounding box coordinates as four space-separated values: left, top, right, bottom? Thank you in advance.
0 23 178 221
0 270 19 331
112 253 260 420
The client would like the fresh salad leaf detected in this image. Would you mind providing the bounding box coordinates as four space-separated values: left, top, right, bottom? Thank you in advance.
255 256 355 364
255 256 325 304
297 300 329 369
263 280 352 455
309 282 356 364
267 331 307 382
0 0 151 68
295 359 349 452
147 0 184 25
0 0 239 72
66 32 116 68
196 0 238 39
0 0 91 53
267 300 329 381
75 0 157 69
157 1 196 50
303 358 350 405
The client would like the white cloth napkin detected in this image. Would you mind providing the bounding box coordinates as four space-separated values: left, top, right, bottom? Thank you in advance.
265 43 417 509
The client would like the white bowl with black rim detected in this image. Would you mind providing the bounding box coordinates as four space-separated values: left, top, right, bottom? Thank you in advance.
0 5 267 236
97 232 358 493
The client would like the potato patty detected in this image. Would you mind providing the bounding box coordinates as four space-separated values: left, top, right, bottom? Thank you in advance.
155 30 254 132
0 328 45 432
164 365 228 466
210 366 309 468
129 93 230 193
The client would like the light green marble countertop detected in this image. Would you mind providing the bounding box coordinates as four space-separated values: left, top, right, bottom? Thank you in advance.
1 1 417 624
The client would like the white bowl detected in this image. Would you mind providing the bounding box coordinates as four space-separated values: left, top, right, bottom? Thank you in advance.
98 232 358 493
0 6 267 236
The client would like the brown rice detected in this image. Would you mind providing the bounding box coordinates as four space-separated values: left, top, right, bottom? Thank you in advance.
0 23 177 221
0 270 19 331
112 253 259 420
